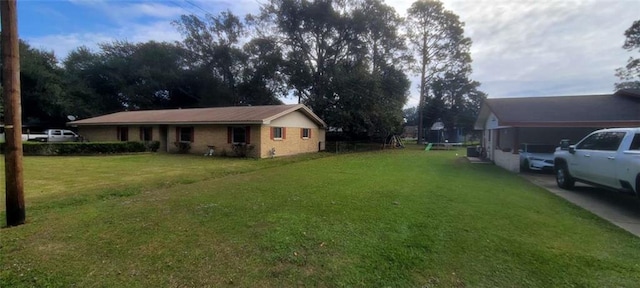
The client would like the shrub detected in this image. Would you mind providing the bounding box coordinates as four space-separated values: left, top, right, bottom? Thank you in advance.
174 141 191 153
1 142 151 156
231 143 255 157
144 141 160 152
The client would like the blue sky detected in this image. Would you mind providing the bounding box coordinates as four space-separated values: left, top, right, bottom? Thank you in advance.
15 0 640 107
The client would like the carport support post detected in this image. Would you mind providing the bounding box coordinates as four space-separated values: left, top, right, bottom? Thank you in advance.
2 0 26 226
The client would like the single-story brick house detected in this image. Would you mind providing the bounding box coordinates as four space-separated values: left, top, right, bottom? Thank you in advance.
474 89 640 172
68 104 327 158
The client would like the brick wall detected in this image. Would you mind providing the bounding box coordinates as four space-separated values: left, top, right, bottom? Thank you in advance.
77 126 116 142
258 126 325 158
78 126 162 142
78 123 326 158
168 125 241 155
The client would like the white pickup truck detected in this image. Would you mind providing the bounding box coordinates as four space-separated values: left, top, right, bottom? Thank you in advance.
554 127 640 196
22 129 80 142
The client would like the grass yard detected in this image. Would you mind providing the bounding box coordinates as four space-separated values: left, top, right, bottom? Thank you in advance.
1 146 640 287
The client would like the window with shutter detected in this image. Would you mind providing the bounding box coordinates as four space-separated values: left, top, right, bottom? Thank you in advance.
177 127 194 142
232 127 247 143
301 128 310 139
272 127 283 139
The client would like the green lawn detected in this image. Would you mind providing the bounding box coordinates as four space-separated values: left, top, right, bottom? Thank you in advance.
1 146 640 287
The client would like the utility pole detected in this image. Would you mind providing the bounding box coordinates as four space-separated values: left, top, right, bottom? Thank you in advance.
2 0 25 226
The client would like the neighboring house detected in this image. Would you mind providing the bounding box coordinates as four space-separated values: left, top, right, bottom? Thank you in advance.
402 125 417 139
68 104 327 158
474 89 640 172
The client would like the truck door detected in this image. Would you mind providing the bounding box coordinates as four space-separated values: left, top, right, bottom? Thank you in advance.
49 130 63 142
621 134 640 191
63 130 77 142
578 131 625 188
572 132 600 180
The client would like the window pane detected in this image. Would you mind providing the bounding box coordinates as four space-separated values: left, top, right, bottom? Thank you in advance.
180 127 192 142
630 134 640 150
577 132 625 151
576 133 601 150
273 127 282 139
599 132 625 151
233 127 246 143
302 128 310 138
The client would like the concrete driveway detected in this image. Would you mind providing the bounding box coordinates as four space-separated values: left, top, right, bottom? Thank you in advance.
521 172 640 237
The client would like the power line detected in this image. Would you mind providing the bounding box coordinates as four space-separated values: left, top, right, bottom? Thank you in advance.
168 0 207 20
184 0 213 16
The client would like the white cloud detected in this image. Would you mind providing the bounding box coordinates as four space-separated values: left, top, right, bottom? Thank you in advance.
69 0 185 22
442 0 640 98
26 21 183 61
26 33 113 60
128 2 186 18
119 21 183 44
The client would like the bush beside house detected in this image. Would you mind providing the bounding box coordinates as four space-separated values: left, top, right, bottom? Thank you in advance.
0 141 159 155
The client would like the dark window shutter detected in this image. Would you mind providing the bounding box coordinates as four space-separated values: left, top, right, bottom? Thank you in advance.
139 128 143 141
190 127 194 142
309 129 312 138
300 128 303 139
270 127 274 140
227 127 232 143
283 127 286 139
176 127 180 142
150 128 153 141
246 126 251 144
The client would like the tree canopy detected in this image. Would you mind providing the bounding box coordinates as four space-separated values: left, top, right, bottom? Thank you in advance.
2 0 484 140
615 20 640 90
255 0 411 138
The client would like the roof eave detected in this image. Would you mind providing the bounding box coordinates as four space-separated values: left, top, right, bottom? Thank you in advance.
263 104 328 128
497 120 640 128
68 121 265 126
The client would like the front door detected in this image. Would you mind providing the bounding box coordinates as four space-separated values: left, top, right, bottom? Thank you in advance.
159 125 168 152
485 130 493 160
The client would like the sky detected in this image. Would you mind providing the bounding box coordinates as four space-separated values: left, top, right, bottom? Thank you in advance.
16 0 640 107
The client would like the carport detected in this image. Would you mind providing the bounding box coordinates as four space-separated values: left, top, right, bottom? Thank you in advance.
474 89 640 172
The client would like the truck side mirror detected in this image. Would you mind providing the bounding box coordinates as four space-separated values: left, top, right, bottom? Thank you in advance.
559 139 576 154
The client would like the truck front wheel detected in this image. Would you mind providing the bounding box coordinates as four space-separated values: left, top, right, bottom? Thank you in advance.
556 164 575 190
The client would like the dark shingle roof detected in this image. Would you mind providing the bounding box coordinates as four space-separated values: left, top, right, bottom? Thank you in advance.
68 104 326 127
475 90 640 129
